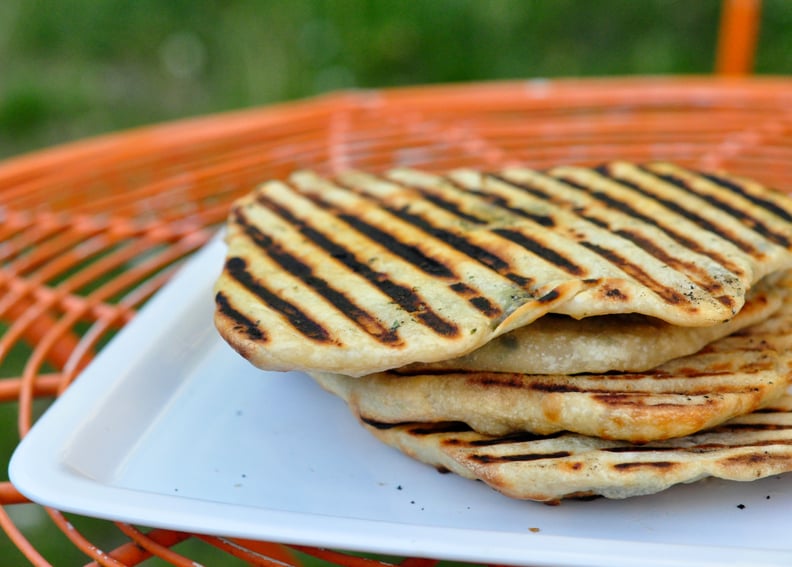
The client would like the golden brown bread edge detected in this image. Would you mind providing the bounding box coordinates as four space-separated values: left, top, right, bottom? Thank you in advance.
361 394 792 502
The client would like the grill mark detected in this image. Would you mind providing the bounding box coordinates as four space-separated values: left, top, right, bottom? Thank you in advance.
655 172 791 248
707 422 792 433
448 282 502 317
703 173 792 223
583 167 748 280
333 177 515 275
490 172 741 301
297 193 504 318
491 228 586 276
556 175 737 302
604 439 792 453
465 372 770 396
360 417 400 430
224 256 334 343
255 196 460 337
468 431 567 446
469 451 571 464
362 418 473 435
215 291 268 342
233 209 401 345
386 204 512 272
613 461 676 471
590 393 716 406
458 176 557 227
487 173 551 201
421 192 489 224
382 202 545 296
538 288 563 303
408 422 473 436
338 213 502 318
337 213 455 278
614 229 733 307
506 273 533 287
603 445 683 453
469 296 500 316
755 406 792 414
450 282 475 295
599 166 764 256
580 241 690 308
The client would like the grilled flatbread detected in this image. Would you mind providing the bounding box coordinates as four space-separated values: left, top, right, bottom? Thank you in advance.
361 394 792 502
214 162 792 376
403 274 785 375
312 273 792 442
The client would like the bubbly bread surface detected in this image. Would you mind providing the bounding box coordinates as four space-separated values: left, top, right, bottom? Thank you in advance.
214 162 792 376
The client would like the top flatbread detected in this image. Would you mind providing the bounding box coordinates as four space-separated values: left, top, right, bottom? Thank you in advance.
214 162 792 376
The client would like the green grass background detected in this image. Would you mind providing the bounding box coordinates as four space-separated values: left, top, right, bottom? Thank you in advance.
1 0 790 161
0 0 790 565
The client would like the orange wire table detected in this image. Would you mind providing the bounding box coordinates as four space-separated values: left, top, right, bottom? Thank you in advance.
1 76 792 566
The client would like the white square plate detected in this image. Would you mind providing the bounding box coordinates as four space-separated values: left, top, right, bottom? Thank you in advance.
10 236 792 567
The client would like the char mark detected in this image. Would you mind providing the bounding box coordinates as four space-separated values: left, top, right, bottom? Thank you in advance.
486 173 553 201
469 295 501 316
468 430 566 446
579 242 689 307
656 172 790 248
301 193 502 318
604 446 683 453
707 422 792 433
338 213 455 278
386 204 512 273
233 209 401 344
702 173 792 223
224 256 334 343
538 288 563 303
461 176 558 227
614 228 729 300
362 419 473 435
613 461 676 471
506 273 533 287
469 451 571 464
421 192 489 224
448 282 502 317
493 169 744 284
408 422 474 436
492 228 585 276
254 196 459 338
215 291 267 342
360 417 401 430
594 165 763 256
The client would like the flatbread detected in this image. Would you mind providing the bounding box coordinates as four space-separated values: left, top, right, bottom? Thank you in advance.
403 274 785 375
311 274 792 442
360 394 792 502
215 162 792 376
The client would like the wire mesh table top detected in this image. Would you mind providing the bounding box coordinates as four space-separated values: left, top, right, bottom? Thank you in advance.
2 76 792 566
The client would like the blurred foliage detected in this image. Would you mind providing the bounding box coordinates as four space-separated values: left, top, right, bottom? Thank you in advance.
1 1 791 564
0 0 790 159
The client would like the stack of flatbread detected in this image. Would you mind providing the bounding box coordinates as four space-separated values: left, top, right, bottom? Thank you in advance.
214 161 792 502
